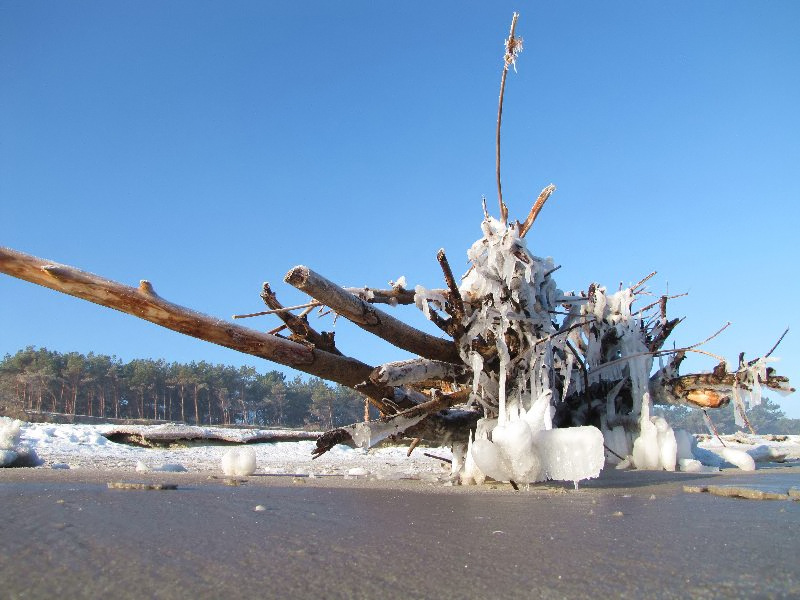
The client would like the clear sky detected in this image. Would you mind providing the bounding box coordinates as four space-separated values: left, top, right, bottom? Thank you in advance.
2 1 798 417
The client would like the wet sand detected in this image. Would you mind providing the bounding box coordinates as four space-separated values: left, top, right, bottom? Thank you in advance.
1 467 799 599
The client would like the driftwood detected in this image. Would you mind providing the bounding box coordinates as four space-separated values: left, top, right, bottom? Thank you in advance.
0 247 393 414
0 13 793 484
285 266 460 364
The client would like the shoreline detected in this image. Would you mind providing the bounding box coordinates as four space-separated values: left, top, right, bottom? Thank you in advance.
2 466 799 599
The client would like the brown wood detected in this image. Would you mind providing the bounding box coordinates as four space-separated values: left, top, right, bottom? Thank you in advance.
285 266 461 364
260 282 340 355
0 247 374 393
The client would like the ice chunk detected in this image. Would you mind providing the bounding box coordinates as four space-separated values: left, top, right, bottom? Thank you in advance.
652 417 677 471
673 429 696 461
720 447 756 472
632 417 660 470
533 426 605 485
602 425 631 465
679 459 719 473
492 420 542 482
221 447 257 476
470 439 513 482
153 463 187 472
0 417 22 466
0 417 39 467
461 434 486 486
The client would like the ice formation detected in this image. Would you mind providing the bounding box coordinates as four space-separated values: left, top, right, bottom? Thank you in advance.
0 416 39 467
410 210 771 484
221 447 257 476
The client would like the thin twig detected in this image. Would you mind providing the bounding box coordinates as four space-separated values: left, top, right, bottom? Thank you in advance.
684 322 731 351
603 444 625 461
763 327 789 359
638 293 688 314
232 301 321 319
703 410 726 447
631 271 657 293
685 348 727 363
424 452 452 464
591 322 732 375
496 12 520 225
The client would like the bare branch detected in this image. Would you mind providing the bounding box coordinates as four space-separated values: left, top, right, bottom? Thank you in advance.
285 265 460 364
762 327 790 360
0 246 384 401
496 12 521 225
436 248 466 342
232 301 320 319
259 283 340 355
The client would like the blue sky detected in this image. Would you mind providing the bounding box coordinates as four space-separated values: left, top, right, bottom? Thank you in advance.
1 1 798 417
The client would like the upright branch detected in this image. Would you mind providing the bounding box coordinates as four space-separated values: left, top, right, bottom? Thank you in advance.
436 248 466 341
496 12 522 225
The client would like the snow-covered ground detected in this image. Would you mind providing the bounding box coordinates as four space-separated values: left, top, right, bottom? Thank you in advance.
7 419 455 481
3 417 800 482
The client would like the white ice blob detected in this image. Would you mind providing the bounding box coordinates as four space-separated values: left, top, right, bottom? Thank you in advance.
221 447 257 476
720 447 756 472
534 426 605 486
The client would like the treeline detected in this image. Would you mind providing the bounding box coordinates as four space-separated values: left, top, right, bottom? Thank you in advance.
0 347 371 429
654 399 800 435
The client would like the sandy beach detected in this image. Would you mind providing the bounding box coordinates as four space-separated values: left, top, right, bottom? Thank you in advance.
2 465 799 599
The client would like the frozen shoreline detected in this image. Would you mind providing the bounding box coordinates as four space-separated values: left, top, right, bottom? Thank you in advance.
2 420 799 483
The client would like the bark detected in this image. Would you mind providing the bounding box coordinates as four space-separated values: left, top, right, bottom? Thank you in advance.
370 358 469 387
344 286 419 306
285 266 460 364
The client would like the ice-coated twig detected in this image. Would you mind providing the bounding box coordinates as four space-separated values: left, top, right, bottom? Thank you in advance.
496 12 521 225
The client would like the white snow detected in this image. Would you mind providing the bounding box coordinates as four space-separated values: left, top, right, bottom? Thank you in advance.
10 421 453 481
4 420 798 482
1 416 39 467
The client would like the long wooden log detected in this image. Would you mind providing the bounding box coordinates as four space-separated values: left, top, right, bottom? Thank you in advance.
285 266 461 364
0 247 402 411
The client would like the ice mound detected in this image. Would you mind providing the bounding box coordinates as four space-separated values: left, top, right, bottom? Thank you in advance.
1 417 40 467
221 447 257 476
534 426 605 485
469 420 604 486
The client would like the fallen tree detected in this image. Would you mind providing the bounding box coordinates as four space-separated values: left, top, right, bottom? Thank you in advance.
0 13 793 485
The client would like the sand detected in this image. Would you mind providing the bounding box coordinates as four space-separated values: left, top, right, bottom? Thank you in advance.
1 466 799 599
